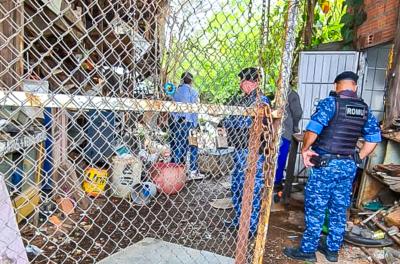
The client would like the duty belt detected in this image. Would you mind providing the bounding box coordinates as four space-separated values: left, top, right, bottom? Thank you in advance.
311 153 354 168
320 153 354 160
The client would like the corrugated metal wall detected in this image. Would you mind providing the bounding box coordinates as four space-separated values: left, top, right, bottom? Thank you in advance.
298 47 389 130
297 51 360 130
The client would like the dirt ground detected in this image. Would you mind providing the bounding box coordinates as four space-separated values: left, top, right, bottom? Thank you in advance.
265 209 372 264
21 176 376 263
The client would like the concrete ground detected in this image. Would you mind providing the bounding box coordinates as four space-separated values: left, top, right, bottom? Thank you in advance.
98 238 234 264
97 206 374 264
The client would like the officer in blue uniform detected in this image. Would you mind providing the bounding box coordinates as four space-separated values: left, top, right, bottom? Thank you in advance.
221 67 270 237
283 71 381 262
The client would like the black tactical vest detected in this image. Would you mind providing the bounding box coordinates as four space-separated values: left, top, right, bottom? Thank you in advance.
314 94 368 155
224 92 257 150
224 90 268 151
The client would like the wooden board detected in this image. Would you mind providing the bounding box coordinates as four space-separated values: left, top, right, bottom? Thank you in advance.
383 6 400 129
25 0 85 38
0 0 24 90
0 91 262 117
382 132 400 144
356 168 386 209
375 163 400 176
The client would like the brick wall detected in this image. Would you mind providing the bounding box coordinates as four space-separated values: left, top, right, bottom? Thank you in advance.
357 0 399 49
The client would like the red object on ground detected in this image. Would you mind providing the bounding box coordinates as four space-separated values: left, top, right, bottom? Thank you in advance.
150 162 186 195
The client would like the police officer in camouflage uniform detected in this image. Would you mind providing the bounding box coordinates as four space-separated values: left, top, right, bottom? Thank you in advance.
283 71 381 263
221 67 270 237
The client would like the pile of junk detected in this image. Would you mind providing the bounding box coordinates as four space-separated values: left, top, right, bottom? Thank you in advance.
345 190 400 263
78 114 235 206
29 113 236 246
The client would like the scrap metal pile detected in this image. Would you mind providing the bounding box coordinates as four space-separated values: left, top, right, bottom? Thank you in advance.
373 164 400 193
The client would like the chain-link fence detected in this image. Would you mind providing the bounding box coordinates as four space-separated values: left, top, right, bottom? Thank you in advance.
0 0 299 263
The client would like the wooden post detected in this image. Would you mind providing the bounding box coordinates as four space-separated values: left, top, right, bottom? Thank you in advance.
52 109 69 168
0 0 24 91
303 0 316 47
156 0 170 98
234 106 264 264
253 1 300 263
384 7 400 130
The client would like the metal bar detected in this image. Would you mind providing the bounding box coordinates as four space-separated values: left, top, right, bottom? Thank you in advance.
0 91 256 116
360 247 384 264
282 135 300 203
372 217 400 246
0 131 46 157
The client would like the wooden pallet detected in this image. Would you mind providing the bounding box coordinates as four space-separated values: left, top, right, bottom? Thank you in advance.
374 164 400 177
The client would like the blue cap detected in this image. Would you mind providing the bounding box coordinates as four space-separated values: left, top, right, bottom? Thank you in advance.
334 71 359 84
238 67 259 81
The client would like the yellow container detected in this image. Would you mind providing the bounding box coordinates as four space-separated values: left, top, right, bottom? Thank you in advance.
82 167 108 196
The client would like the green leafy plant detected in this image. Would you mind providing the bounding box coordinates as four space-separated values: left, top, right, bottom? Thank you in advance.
339 0 366 48
311 0 348 47
162 0 290 103
163 0 356 102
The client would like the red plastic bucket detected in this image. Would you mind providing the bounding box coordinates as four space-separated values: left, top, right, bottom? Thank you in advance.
150 162 186 195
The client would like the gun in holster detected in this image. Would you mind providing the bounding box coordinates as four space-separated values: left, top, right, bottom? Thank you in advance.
310 156 329 168
310 153 360 168
353 152 362 167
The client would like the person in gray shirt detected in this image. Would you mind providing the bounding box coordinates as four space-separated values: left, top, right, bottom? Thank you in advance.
275 86 303 187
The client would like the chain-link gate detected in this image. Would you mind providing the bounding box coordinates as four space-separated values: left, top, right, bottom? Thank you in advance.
0 0 299 263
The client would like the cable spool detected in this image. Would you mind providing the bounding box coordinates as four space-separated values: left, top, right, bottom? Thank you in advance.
163 82 176 96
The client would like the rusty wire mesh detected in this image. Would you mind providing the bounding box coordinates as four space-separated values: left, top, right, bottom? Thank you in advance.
0 0 297 263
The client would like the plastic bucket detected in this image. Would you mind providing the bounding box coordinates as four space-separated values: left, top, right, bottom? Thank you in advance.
150 162 186 195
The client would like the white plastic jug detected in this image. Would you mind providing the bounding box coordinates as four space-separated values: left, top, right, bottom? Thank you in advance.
110 156 142 198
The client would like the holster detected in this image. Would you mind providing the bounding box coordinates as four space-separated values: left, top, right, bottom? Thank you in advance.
310 156 329 168
353 152 362 167
311 154 356 168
